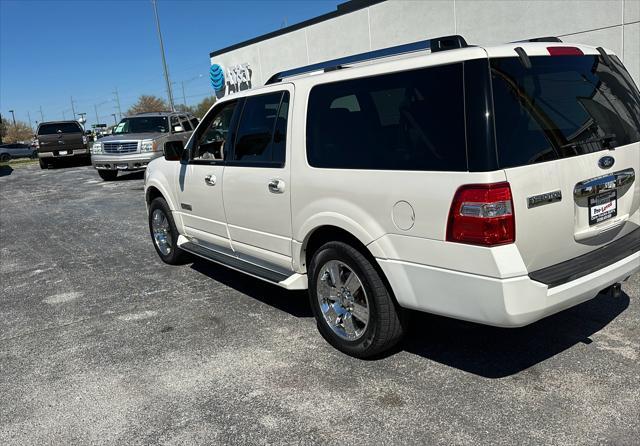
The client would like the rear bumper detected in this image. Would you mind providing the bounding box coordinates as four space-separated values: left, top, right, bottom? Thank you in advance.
92 152 162 171
378 249 639 327
39 149 88 158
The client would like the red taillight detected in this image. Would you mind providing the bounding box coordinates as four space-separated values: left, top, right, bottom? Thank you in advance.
547 46 584 56
447 182 515 246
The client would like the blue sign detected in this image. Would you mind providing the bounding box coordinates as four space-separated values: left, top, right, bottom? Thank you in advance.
210 64 225 91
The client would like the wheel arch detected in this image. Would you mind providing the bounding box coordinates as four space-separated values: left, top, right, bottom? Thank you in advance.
144 181 176 211
301 224 402 311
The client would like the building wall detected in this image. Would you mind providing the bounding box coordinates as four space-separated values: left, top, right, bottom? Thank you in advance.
210 0 640 95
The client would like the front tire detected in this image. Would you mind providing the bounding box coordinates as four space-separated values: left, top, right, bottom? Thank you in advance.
308 241 405 358
0 154 10 162
98 170 118 181
39 158 49 169
148 197 187 265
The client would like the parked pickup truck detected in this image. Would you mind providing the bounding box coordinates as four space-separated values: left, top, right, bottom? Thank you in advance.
90 111 198 181
36 121 89 169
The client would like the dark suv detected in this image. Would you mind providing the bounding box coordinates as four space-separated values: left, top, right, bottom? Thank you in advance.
36 121 88 169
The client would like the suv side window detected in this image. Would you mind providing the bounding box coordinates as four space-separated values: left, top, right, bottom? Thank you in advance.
306 63 467 171
192 101 239 162
231 91 288 166
170 116 182 133
179 115 192 131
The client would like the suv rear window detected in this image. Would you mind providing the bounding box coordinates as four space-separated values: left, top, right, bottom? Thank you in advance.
491 55 640 168
37 122 82 135
306 63 466 171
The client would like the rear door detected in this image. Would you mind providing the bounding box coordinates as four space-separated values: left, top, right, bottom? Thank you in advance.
489 51 640 271
222 87 293 272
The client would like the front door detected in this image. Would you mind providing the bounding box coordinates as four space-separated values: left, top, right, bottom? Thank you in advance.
176 100 240 251
222 88 294 271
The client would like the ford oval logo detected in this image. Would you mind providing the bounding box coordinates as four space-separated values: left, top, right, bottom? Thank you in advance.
209 64 225 92
598 156 615 169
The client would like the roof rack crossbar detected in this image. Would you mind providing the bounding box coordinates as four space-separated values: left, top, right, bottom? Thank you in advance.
265 35 468 85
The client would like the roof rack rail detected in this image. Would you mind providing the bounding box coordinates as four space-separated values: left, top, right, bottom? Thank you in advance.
513 36 563 43
265 34 468 85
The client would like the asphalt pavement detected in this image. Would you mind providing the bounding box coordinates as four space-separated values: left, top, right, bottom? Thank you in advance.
1 163 639 445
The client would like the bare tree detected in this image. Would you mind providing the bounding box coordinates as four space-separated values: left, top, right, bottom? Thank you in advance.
4 121 33 143
126 95 169 116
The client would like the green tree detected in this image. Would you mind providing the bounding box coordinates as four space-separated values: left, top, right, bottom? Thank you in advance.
126 95 169 116
192 96 216 119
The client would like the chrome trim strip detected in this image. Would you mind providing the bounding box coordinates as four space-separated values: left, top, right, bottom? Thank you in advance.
574 168 635 198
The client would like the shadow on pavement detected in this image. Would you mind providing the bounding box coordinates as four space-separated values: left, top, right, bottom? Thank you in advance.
402 291 629 378
0 165 13 177
190 258 629 376
116 171 145 181
190 259 312 318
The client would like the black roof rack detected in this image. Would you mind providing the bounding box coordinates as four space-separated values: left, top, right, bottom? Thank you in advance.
513 36 563 43
265 34 468 85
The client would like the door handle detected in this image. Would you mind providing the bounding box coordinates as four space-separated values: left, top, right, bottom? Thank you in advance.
268 178 285 193
204 174 216 186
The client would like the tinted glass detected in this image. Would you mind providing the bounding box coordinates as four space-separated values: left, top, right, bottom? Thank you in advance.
306 63 466 171
179 116 192 131
193 101 238 161
37 122 82 135
491 55 640 168
113 117 168 134
232 92 285 164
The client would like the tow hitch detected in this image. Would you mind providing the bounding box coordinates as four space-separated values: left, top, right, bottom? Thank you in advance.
607 283 623 298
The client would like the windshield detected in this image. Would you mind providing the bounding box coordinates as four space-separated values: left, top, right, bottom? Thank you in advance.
37 122 82 135
113 116 168 134
490 55 640 168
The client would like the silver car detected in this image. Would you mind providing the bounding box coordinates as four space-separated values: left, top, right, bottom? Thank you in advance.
90 111 197 181
0 143 37 162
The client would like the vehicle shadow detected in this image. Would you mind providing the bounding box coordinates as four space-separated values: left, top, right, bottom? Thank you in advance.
190 259 312 318
402 291 629 378
0 165 13 177
116 171 144 181
189 258 629 377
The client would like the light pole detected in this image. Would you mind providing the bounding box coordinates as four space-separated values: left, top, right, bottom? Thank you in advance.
8 110 16 126
151 0 175 111
27 111 32 130
173 74 203 107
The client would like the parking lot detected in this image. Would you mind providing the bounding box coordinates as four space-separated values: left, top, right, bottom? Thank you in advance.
0 163 638 445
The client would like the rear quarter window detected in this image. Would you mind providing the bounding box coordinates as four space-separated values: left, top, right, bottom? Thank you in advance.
491 55 640 169
306 63 467 171
37 122 82 135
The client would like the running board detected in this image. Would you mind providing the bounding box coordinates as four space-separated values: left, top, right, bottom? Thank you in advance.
180 240 307 289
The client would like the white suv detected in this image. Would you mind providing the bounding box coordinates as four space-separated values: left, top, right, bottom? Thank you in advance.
144 35 640 358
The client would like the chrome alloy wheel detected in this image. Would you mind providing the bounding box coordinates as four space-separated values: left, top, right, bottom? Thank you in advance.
316 260 370 341
151 209 172 256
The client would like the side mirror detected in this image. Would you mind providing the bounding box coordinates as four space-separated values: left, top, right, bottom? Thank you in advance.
164 140 185 161
173 125 184 133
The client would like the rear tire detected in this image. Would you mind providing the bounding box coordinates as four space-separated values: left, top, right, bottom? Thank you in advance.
148 197 188 265
0 154 10 162
39 158 48 169
98 170 118 181
308 241 405 358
